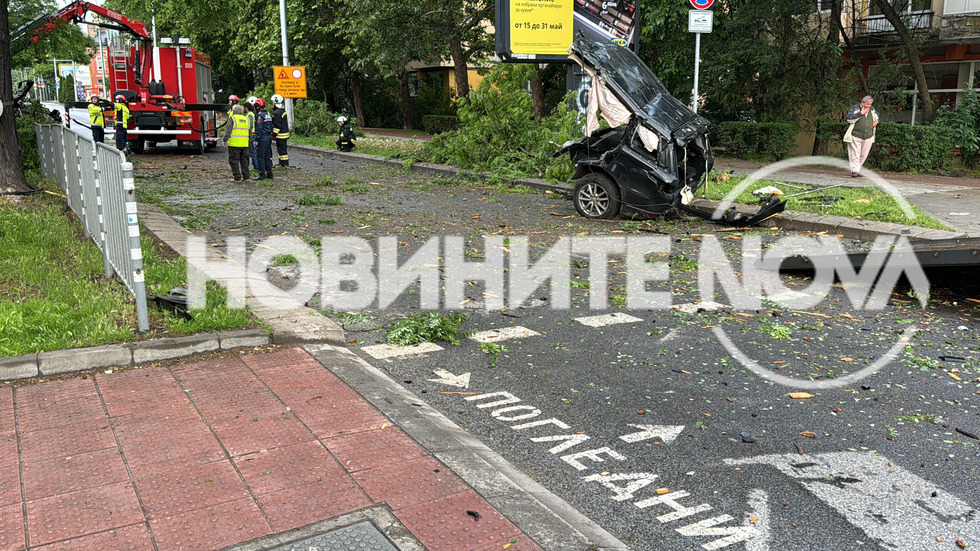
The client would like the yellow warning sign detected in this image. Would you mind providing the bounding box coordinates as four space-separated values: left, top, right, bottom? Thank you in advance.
273 66 307 99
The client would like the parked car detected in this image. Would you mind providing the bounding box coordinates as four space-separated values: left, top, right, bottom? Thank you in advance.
555 37 784 226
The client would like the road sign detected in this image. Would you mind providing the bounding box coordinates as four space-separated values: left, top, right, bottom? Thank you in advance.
690 0 713 9
689 10 713 33
273 66 307 99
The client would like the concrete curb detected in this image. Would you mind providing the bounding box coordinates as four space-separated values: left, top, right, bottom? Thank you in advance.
1 329 271 382
293 143 961 242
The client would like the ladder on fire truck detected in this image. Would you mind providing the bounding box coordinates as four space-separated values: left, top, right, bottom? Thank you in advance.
108 47 130 95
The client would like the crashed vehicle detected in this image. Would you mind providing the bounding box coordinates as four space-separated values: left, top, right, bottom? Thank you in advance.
556 37 785 226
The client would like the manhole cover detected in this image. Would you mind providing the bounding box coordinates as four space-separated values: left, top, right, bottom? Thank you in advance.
266 521 398 551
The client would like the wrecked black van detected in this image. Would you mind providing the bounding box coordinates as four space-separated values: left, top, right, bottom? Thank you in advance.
556 37 784 226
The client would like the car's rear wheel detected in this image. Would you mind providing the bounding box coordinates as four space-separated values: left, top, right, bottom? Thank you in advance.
573 173 621 219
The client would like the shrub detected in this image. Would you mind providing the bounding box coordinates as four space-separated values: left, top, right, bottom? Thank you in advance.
933 88 980 166
870 122 955 172
422 115 459 134
417 64 581 183
712 121 796 160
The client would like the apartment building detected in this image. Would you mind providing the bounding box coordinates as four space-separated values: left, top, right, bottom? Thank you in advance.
835 0 980 122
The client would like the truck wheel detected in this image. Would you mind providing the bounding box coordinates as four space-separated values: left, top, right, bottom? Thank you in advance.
132 138 145 154
573 173 621 219
195 133 206 154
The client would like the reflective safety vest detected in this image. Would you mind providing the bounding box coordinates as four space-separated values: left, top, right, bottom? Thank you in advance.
227 114 250 147
114 102 130 128
88 104 104 127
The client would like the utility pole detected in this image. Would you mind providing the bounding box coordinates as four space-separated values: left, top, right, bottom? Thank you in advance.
278 0 294 131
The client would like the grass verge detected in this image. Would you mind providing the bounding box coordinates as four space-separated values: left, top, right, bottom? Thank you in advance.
292 135 425 158
700 173 954 231
0 181 259 357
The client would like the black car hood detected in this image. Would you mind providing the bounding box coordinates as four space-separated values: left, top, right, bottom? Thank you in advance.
568 37 710 139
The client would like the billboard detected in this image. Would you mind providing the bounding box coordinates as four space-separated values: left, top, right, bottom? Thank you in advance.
496 0 638 62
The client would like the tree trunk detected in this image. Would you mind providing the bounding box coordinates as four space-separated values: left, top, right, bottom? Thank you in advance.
529 65 546 121
352 76 368 128
827 0 842 44
397 70 414 130
1 0 31 194
872 0 934 120
449 36 469 99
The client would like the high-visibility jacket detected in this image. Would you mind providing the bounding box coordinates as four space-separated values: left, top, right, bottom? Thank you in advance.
88 104 105 127
227 114 251 147
114 102 130 128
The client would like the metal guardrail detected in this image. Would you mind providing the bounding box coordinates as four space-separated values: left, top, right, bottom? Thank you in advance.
34 123 149 331
855 11 934 34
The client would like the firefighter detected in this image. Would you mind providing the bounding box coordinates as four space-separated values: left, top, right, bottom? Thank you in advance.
270 93 289 167
87 94 107 143
227 94 239 119
246 96 259 172
222 104 251 183
336 116 356 152
113 94 132 155
252 98 274 180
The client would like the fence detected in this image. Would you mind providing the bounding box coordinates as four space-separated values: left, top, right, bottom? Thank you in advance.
34 123 149 331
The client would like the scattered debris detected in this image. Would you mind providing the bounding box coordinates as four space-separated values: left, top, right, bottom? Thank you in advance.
741 432 756 443
799 432 816 438
789 392 814 399
466 510 481 521
956 427 979 441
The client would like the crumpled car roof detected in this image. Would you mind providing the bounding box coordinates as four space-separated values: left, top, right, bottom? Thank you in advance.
568 38 709 138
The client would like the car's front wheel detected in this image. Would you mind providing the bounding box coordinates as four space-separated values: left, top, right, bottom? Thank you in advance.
573 173 621 219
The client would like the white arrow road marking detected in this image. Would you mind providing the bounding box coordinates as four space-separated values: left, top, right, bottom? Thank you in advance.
745 489 770 551
468 326 540 343
361 342 443 360
427 369 471 388
619 424 685 444
726 452 980 550
574 313 644 327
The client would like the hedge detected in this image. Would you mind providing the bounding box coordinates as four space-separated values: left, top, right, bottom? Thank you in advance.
711 121 796 160
815 119 956 172
422 115 460 134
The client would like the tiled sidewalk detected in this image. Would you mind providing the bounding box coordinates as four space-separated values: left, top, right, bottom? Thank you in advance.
0 348 541 551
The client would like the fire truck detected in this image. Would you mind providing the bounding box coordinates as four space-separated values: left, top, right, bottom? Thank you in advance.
13 1 224 153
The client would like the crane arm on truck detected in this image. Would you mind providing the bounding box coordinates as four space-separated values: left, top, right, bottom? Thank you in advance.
12 1 152 85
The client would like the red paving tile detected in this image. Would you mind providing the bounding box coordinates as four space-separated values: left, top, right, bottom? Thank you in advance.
191 391 287 422
14 395 106 433
353 455 469 511
240 347 312 371
134 460 249 519
149 497 270 551
323 427 426 473
168 355 247 380
297 401 389 440
99 384 194 418
121 428 226 478
0 502 24 551
259 366 366 407
17 419 116 463
208 413 313 457
396 490 522 551
25 481 143 547
233 441 345 495
96 370 184 415
22 448 129 500
256 479 371 534
0 388 13 431
14 378 96 405
31 523 153 551
0 448 20 506
111 405 203 443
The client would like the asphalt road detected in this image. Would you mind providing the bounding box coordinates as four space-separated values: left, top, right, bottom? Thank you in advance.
132 144 980 551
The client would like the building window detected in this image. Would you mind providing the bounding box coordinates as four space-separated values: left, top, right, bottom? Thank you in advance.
945 0 980 14
869 0 932 15
817 0 833 12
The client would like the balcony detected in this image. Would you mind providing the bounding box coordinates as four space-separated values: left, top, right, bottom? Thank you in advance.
851 11 934 46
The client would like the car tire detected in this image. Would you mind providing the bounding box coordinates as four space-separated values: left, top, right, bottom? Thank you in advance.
573 173 621 219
